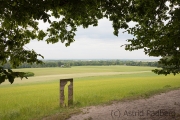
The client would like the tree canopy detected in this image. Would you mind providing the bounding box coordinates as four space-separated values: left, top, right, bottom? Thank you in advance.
1 0 180 84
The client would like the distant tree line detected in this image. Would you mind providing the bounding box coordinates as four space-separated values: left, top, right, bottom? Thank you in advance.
2 60 160 69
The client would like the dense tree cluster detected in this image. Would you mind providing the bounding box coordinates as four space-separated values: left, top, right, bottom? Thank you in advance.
2 60 159 69
1 0 180 83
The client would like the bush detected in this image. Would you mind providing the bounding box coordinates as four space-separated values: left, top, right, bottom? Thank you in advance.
24 72 35 77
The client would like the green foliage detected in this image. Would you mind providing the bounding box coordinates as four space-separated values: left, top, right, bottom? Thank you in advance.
0 67 27 84
1 0 180 84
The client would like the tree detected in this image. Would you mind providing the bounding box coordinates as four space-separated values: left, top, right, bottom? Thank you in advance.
0 0 180 84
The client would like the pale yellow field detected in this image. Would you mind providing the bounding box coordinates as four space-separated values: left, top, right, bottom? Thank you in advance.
1 66 180 120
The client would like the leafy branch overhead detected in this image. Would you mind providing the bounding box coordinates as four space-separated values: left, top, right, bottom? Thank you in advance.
0 67 27 84
1 0 180 83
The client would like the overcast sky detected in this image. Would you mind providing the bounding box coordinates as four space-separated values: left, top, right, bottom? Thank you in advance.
26 18 160 60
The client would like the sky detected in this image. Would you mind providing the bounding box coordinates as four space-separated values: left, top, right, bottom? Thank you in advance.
26 18 160 60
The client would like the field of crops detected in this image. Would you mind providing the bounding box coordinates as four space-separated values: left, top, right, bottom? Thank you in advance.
0 66 180 120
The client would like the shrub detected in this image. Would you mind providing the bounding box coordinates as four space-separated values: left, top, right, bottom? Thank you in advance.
23 72 35 77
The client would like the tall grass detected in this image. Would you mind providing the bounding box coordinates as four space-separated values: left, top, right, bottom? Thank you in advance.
74 73 180 106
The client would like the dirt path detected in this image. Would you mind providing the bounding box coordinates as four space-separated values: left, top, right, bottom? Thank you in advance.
67 89 180 120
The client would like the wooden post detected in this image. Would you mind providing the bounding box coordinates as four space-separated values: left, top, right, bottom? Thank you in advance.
68 79 73 106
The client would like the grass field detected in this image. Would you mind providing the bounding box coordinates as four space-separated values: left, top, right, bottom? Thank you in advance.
0 66 180 120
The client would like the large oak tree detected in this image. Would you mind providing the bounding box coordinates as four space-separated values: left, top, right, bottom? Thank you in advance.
1 0 180 84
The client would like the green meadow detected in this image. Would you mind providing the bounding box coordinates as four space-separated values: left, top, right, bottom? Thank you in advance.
0 66 180 120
